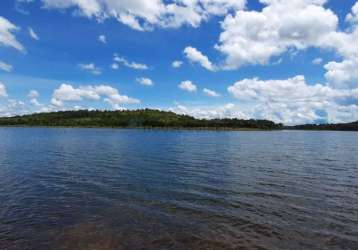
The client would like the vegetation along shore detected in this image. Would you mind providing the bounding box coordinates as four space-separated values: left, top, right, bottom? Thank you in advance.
0 109 357 131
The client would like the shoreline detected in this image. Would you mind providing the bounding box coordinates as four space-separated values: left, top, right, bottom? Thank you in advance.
0 125 357 132
0 125 276 131
0 110 356 131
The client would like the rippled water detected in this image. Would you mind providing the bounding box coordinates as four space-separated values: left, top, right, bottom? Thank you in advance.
0 128 357 250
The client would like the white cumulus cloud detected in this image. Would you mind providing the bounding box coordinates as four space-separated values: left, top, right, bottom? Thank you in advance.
320 4 358 89
136 77 153 86
346 2 358 24
0 16 25 52
28 90 39 99
203 88 220 97
179 80 197 92
172 60 183 68
79 63 102 75
228 75 358 124
28 27 39 40
325 58 358 89
28 90 41 106
113 54 148 70
111 63 119 70
0 82 8 97
0 61 13 72
98 34 106 43
216 0 338 69
28 0 246 31
312 58 323 65
171 103 248 120
184 46 215 71
51 83 140 108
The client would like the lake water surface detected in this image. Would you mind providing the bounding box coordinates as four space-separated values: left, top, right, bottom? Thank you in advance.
0 128 357 250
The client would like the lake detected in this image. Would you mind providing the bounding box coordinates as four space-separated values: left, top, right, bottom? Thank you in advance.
0 128 357 250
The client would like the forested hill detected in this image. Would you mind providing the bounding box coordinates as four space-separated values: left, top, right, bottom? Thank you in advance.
0 109 282 130
287 121 358 131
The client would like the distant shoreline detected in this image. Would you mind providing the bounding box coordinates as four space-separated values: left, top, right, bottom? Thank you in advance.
0 109 282 131
0 125 357 132
0 125 273 131
0 109 357 131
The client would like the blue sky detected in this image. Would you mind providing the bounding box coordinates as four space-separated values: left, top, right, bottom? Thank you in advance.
0 0 358 124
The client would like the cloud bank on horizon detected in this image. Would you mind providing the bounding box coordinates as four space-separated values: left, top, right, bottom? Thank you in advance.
0 0 358 124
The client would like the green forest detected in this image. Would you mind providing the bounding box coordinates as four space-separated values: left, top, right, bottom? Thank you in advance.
0 109 282 130
1 109 357 131
287 122 358 131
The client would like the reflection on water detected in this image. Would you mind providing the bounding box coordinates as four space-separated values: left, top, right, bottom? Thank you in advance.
0 128 357 250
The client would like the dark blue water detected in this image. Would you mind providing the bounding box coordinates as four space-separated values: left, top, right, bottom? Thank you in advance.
0 128 357 250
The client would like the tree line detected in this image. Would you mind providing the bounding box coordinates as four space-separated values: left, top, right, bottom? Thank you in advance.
286 122 358 131
0 109 283 130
